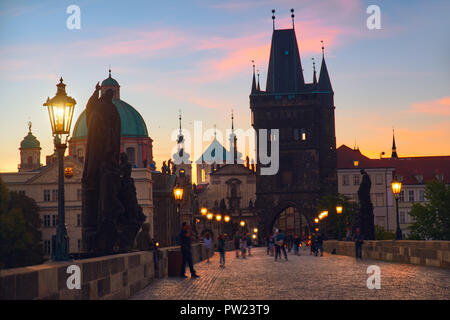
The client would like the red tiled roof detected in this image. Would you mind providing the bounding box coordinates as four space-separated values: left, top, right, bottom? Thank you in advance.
337 145 450 185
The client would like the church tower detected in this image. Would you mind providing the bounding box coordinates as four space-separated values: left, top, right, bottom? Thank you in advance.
19 122 41 172
172 111 192 182
250 10 337 235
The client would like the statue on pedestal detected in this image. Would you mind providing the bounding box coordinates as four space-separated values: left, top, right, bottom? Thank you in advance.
82 83 145 254
357 169 375 240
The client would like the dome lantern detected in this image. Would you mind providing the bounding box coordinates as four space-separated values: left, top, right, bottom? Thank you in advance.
101 68 120 99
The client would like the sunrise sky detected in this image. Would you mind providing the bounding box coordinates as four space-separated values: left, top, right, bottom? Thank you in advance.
0 0 449 172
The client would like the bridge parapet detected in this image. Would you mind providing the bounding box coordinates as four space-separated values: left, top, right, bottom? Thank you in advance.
0 243 213 300
323 240 450 268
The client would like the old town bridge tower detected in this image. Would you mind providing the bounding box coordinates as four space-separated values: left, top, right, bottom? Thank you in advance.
250 14 338 236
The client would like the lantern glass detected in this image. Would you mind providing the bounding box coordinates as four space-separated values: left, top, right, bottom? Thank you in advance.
240 220 245 227
253 228 258 233
207 213 213 220
224 215 230 222
314 218 319 223
201 207 208 216
173 187 183 201
336 206 343 214
391 181 402 196
216 214 222 222
43 78 76 136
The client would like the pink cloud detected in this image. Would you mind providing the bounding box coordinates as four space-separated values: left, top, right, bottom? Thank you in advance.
408 97 450 116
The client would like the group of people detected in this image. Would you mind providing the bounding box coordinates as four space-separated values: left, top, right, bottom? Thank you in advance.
265 230 327 260
233 232 254 259
202 231 227 267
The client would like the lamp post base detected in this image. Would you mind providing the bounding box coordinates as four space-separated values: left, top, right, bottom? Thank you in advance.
395 228 403 240
52 229 70 261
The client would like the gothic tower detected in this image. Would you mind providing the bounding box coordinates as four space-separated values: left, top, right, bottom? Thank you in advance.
250 13 337 236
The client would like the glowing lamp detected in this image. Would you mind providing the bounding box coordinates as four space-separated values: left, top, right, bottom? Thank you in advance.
216 214 222 222
173 187 183 201
253 228 258 233
224 215 231 223
201 207 208 216
43 78 76 136
240 220 246 227
336 206 343 214
207 213 214 220
391 180 402 199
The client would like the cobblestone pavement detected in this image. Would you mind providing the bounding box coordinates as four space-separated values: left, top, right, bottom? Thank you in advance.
131 247 450 300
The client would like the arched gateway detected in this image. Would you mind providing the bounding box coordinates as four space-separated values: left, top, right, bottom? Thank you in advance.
250 18 338 238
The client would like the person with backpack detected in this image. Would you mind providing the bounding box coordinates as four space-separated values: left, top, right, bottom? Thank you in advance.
274 229 288 261
217 234 226 267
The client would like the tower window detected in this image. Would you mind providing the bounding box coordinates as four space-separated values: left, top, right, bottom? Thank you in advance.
27 156 33 166
294 128 307 141
126 147 136 166
43 189 51 202
201 169 206 183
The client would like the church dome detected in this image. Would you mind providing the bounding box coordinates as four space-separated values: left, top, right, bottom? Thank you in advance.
101 76 119 87
20 126 40 149
71 99 149 140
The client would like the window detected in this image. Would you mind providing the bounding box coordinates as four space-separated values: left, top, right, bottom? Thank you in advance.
419 190 425 202
18 190 25 196
400 211 406 224
44 240 51 255
201 169 206 183
399 190 405 202
293 129 299 141
77 148 84 158
375 174 383 185
43 215 50 227
77 189 82 201
77 214 81 226
126 147 136 166
77 239 82 251
353 160 359 167
408 190 415 203
43 189 51 202
52 215 58 227
343 175 349 186
51 189 58 202
353 175 360 186
376 193 384 206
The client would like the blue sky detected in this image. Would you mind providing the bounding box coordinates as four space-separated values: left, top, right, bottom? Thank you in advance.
0 0 449 171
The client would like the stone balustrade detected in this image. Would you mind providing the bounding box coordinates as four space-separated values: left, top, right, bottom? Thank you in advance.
323 240 450 268
0 243 213 300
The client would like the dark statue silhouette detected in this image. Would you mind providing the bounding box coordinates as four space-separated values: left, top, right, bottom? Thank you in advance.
357 169 375 240
82 83 145 254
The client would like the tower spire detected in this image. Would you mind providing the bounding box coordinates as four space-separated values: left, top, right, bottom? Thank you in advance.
272 9 276 30
391 128 398 159
251 60 257 93
312 58 317 84
28 121 32 133
257 70 260 91
177 109 184 144
291 8 295 29
318 40 333 92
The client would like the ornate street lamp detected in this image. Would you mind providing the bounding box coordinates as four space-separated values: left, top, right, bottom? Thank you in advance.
240 220 246 227
201 207 208 216
336 206 343 214
224 215 231 223
253 228 258 233
173 185 184 215
43 77 76 261
314 218 319 224
391 180 403 240
206 213 214 220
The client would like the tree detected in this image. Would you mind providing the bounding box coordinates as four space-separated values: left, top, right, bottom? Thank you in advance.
408 181 450 240
374 225 395 240
318 194 359 240
0 177 43 269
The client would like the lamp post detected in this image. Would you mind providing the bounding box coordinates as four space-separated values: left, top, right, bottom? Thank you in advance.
207 212 213 232
336 205 343 240
173 185 183 238
391 180 403 240
43 77 76 261
215 214 222 234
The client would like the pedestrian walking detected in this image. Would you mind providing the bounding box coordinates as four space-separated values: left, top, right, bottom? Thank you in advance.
203 232 212 263
233 232 241 258
268 233 275 256
240 234 247 259
316 232 324 257
310 233 316 256
274 229 288 261
179 222 199 278
293 234 300 256
217 234 226 267
246 233 252 256
353 227 364 260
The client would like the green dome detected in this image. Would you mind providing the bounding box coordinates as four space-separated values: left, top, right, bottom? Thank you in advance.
101 76 119 87
71 99 148 140
20 132 40 149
